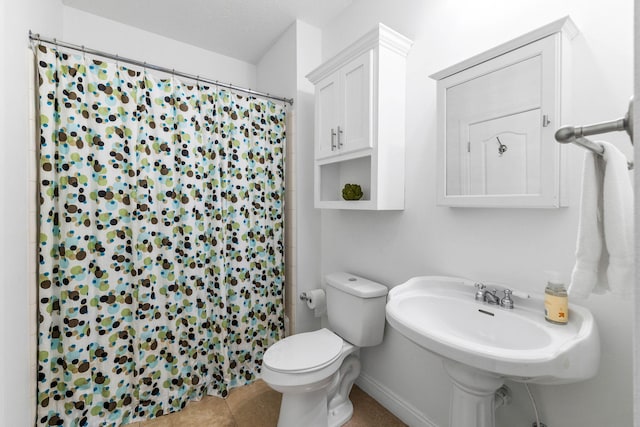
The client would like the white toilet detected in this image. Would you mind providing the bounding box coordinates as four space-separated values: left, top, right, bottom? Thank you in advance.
261 272 388 427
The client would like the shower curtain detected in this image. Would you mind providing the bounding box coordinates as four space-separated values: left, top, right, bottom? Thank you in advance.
36 45 285 427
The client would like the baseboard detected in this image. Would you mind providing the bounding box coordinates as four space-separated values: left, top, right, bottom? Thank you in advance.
356 371 440 427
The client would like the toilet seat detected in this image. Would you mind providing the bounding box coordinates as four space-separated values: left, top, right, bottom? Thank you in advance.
264 328 343 373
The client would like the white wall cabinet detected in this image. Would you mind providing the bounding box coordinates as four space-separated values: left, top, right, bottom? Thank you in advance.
430 16 578 208
315 51 372 159
307 24 412 210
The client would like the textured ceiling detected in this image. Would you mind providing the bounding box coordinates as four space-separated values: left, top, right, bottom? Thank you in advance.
61 0 352 63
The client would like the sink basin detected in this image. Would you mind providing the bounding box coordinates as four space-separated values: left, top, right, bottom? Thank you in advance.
386 276 599 385
386 276 600 427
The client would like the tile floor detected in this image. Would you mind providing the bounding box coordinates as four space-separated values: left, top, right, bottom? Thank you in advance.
125 380 407 427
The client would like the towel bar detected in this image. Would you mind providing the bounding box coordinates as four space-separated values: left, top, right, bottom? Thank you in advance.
555 97 634 170
555 97 634 143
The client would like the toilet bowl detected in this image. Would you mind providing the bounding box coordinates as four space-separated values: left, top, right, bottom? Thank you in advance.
262 328 359 427
261 273 388 427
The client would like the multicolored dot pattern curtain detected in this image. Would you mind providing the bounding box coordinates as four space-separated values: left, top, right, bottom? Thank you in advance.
36 45 285 426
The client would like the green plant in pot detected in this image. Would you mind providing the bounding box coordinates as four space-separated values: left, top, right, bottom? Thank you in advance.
342 183 363 200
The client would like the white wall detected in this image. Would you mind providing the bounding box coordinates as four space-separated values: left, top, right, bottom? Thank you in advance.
256 20 323 334
317 1 634 426
62 7 256 88
0 0 7 422
256 23 299 334
634 5 639 427
257 23 297 98
2 1 63 425
289 21 322 334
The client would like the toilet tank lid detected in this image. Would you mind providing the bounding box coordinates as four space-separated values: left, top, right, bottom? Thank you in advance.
325 272 388 298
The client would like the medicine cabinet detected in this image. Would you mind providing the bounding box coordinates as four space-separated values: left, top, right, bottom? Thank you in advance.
430 16 578 208
307 24 412 210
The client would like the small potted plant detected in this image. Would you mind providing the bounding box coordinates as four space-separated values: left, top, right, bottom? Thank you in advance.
341 183 363 201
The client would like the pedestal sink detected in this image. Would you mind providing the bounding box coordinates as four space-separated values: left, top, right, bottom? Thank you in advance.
385 276 599 427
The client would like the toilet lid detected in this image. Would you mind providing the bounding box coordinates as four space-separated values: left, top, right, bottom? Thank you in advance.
264 328 343 373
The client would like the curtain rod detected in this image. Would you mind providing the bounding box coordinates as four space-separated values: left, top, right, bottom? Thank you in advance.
28 31 294 106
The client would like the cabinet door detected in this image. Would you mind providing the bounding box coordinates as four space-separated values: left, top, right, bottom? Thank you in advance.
340 50 373 154
315 72 340 159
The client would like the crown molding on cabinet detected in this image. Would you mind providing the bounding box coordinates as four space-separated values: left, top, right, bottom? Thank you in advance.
307 23 413 84
430 16 578 81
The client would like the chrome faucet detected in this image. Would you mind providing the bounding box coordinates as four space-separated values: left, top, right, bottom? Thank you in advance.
484 289 501 304
474 283 499 303
474 283 514 308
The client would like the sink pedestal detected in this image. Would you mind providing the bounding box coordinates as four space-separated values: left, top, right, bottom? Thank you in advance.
443 360 504 427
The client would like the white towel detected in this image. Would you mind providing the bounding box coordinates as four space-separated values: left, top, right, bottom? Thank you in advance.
569 141 634 299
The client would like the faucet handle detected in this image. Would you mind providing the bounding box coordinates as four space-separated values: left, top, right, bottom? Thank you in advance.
474 283 485 300
500 289 514 309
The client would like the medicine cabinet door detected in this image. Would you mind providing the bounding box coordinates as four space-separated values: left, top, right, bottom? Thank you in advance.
434 31 569 208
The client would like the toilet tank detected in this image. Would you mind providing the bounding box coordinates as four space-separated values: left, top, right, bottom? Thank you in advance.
325 272 388 347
